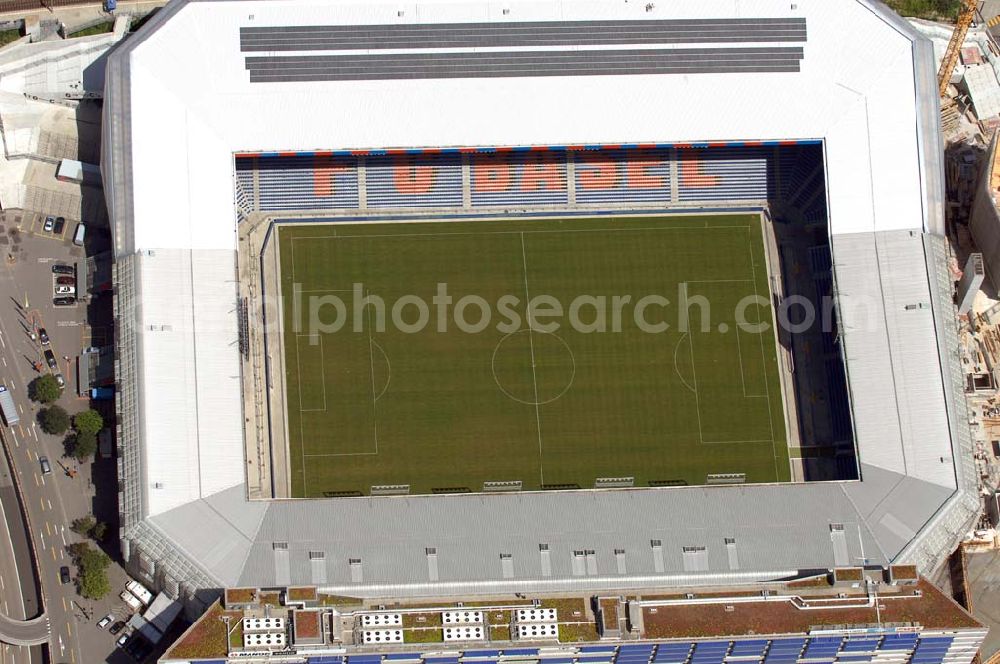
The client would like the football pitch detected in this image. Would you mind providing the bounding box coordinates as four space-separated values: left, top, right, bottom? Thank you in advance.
276 214 790 497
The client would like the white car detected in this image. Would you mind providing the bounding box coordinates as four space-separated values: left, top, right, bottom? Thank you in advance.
43 216 54 232
54 285 75 295
116 633 128 648
97 614 113 629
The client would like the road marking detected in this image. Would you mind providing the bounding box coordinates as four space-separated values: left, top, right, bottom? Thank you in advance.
49 547 55 561
66 623 72 637
30 426 36 442
0 574 4 590
2 357 6 368
33 474 38 486
39 496 44 511
45 522 50 536
61 597 67 611
46 499 51 511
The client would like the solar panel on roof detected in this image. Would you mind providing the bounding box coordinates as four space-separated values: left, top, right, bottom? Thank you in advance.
545 659 576 663
505 650 540 656
583 647 619 654
918 639 953 645
837 657 871 662
426 659 460 664
578 657 615 663
385 655 421 661
466 652 502 658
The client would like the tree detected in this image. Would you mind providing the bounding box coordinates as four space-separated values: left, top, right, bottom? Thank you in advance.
73 409 103 436
28 375 61 404
69 542 111 600
39 405 69 435
72 430 97 462
92 521 107 541
70 515 96 536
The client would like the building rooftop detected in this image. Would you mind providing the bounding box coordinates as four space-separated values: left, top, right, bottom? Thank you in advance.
105 0 976 601
160 573 983 662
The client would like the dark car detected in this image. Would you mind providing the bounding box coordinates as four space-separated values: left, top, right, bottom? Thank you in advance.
53 217 65 235
44 349 56 370
55 276 75 285
109 621 126 635
37 327 49 345
52 296 75 306
125 635 153 661
51 264 74 275
59 566 70 584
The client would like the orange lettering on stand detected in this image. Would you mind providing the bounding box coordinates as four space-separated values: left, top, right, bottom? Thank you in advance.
626 154 665 189
393 156 436 194
577 153 618 190
679 150 720 188
520 153 563 191
473 154 512 192
313 156 349 197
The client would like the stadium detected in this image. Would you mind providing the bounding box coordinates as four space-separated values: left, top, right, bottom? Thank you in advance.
102 0 978 607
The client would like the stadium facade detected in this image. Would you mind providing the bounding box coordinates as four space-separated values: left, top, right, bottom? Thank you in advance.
102 0 977 608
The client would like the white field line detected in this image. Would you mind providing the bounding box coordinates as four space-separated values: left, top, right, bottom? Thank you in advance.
520 232 545 487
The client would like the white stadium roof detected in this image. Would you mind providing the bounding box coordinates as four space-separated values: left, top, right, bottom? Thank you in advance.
103 0 977 599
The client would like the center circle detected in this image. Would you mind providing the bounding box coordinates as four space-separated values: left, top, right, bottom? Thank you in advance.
491 329 576 406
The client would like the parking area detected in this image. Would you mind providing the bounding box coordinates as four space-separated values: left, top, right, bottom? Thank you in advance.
0 207 137 662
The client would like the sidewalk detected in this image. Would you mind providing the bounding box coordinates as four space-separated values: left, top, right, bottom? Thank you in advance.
0 0 164 33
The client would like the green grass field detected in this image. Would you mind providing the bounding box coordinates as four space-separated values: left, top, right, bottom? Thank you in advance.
277 214 790 497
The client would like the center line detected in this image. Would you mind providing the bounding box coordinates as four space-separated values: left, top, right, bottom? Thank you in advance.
520 232 545 487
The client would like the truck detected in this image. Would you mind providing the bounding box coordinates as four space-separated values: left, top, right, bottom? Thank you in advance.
119 590 143 612
56 159 102 187
126 580 153 607
91 387 114 401
0 386 19 426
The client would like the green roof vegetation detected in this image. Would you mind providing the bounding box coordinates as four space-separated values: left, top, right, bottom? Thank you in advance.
68 21 114 37
884 0 962 21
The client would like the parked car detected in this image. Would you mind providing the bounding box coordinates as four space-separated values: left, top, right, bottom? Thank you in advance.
116 634 128 648
55 276 75 285
109 621 125 635
37 328 49 345
52 297 75 306
44 349 56 370
54 286 75 295
43 217 54 233
97 614 113 629
59 566 70 584
51 264 74 275
54 373 64 388
53 217 65 235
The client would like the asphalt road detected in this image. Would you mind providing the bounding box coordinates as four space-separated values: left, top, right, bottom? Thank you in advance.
0 210 124 663
0 448 45 663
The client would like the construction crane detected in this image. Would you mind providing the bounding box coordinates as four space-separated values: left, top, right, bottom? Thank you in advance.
938 0 980 97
